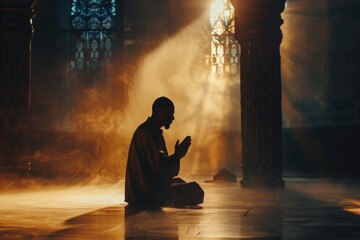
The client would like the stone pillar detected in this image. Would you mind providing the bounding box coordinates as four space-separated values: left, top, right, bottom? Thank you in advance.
0 1 35 172
231 0 286 188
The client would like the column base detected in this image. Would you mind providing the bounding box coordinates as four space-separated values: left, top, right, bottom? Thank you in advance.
240 168 285 189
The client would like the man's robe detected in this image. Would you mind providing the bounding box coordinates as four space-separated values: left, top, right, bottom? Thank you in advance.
125 118 180 205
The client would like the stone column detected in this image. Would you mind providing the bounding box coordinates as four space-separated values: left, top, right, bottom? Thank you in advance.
0 0 35 172
231 0 286 188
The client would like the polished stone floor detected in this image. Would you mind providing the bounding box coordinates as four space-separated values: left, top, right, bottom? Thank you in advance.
0 177 359 239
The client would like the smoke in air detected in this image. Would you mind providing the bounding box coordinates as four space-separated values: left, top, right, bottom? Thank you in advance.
30 12 241 185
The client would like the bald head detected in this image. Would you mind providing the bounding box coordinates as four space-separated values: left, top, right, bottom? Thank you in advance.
151 96 175 129
152 96 174 114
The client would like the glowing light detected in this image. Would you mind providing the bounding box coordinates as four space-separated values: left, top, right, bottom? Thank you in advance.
210 0 238 76
344 199 360 216
211 0 225 15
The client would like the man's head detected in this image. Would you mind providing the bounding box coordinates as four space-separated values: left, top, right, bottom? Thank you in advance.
151 96 175 129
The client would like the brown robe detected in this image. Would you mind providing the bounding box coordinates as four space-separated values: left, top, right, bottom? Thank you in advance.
125 117 180 205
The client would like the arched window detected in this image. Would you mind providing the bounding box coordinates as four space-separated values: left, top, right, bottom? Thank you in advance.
70 0 116 71
210 0 239 76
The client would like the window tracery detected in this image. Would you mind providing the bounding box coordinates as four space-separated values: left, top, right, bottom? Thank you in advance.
70 0 116 71
210 0 239 76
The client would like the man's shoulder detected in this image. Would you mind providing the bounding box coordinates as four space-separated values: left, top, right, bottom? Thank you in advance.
134 120 151 136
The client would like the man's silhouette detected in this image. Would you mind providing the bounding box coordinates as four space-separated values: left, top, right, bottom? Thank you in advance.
125 96 204 206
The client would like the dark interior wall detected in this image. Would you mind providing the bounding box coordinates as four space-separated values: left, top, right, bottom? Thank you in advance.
281 0 360 127
327 2 360 111
283 125 360 177
31 0 64 130
281 0 360 177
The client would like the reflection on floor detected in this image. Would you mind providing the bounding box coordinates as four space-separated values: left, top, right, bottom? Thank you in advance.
0 177 359 239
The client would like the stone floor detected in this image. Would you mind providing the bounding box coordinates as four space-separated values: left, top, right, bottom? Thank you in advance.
0 177 359 239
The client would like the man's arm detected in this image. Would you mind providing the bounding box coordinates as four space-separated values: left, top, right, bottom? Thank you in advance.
159 153 180 177
159 136 192 177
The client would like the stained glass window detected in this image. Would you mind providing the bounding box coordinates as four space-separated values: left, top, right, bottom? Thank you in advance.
70 0 116 71
210 0 239 76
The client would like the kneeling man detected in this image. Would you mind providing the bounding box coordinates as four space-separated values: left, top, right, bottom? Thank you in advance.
125 96 204 206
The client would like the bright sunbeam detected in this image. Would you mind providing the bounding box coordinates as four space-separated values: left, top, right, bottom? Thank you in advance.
123 10 241 175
